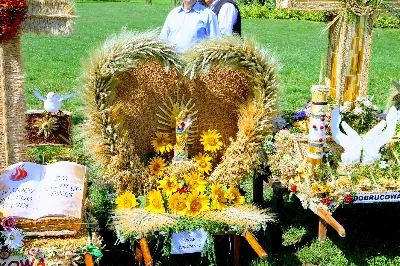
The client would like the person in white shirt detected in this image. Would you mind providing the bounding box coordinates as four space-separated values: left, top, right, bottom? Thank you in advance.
204 0 241 36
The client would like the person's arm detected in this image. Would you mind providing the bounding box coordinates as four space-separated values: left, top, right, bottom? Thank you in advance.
159 13 171 40
218 3 238 35
207 12 221 39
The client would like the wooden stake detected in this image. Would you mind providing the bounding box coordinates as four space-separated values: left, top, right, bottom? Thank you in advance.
136 244 144 265
317 208 346 237
139 238 153 266
318 218 327 242
84 254 94 266
234 234 241 266
243 230 267 260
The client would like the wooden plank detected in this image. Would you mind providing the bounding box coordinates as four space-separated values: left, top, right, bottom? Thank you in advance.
318 218 327 242
234 234 241 266
139 238 153 266
84 254 94 266
136 244 144 265
243 230 267 260
317 208 346 237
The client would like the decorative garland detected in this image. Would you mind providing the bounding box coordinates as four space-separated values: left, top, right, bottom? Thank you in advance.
0 0 27 41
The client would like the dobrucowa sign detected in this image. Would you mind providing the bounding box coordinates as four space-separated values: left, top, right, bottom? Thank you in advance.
352 192 400 204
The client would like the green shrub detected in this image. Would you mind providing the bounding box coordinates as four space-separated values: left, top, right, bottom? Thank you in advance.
238 2 400 28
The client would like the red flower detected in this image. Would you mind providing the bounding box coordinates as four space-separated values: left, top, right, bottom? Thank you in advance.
320 198 331 206
344 194 354 204
0 0 28 41
289 185 297 193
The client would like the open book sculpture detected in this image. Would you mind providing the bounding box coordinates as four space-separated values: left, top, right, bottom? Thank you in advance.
331 106 398 164
0 161 86 233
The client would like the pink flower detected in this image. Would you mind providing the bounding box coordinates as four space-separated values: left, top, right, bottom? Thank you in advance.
1 216 15 232
27 247 39 257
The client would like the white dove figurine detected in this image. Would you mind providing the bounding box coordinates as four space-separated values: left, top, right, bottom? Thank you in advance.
33 89 77 113
331 107 363 164
362 106 398 164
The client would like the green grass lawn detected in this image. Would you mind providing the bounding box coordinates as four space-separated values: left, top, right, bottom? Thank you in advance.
21 1 400 265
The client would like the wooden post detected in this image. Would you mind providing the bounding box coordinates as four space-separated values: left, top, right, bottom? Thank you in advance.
234 234 241 266
253 173 264 205
243 230 267 260
318 218 328 242
135 244 144 265
317 208 346 237
139 238 153 266
84 254 94 266
271 181 285 216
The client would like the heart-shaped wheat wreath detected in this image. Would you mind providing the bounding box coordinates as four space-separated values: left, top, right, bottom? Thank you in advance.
82 30 279 195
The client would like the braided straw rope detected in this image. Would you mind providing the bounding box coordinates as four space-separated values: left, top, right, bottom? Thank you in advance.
0 31 27 168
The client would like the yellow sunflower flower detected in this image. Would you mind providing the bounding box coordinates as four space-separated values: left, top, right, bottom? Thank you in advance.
188 178 208 194
158 176 180 197
151 132 173 154
200 129 223 152
195 153 212 175
337 176 351 187
149 157 166 176
293 120 309 133
145 190 165 213
185 192 210 217
225 187 245 205
311 182 326 194
115 191 138 210
168 192 187 215
210 184 227 210
184 171 202 184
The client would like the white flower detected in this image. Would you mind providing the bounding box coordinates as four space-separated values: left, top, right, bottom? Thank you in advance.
340 105 350 114
353 106 364 116
2 229 24 250
379 160 388 169
344 101 352 107
373 105 379 111
363 100 373 108
356 96 368 102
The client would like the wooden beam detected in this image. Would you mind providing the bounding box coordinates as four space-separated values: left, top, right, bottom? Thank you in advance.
243 230 267 260
318 218 327 242
317 208 346 237
84 254 94 266
234 234 241 266
139 238 153 266
135 244 144 265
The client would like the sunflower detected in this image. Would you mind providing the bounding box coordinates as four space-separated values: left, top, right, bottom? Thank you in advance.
194 153 212 175
158 176 180 197
184 171 202 184
210 184 227 210
225 187 245 205
311 182 326 194
145 190 165 213
151 132 173 154
337 176 351 187
188 178 208 194
149 157 166 176
293 120 309 133
185 192 209 217
200 129 223 152
168 192 187 215
115 191 138 210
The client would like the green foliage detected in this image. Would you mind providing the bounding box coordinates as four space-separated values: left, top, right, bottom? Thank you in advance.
89 187 115 224
26 146 89 164
238 3 326 22
238 1 400 28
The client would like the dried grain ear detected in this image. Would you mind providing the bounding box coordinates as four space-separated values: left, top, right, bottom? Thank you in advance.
111 61 181 160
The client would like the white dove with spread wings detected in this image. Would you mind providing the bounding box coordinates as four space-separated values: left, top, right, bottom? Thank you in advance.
331 106 398 164
33 90 77 113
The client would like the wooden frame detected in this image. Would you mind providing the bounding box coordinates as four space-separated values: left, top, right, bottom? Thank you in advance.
133 230 268 266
